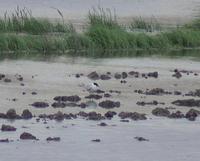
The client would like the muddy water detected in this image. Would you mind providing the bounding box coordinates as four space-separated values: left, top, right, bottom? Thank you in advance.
0 0 199 24
0 118 200 161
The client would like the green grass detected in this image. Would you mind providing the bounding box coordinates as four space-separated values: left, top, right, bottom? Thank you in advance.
129 16 161 32
88 7 119 29
1 7 200 57
87 24 200 50
86 8 200 51
185 18 200 30
0 7 69 34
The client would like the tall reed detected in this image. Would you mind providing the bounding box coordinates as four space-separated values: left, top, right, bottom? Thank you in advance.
0 7 68 34
1 7 200 56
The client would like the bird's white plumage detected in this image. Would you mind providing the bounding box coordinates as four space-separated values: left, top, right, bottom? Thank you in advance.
79 82 100 93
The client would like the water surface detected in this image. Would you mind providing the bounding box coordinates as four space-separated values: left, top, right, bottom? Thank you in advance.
0 118 200 161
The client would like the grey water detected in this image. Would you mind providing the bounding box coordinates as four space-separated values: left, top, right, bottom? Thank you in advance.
0 118 200 161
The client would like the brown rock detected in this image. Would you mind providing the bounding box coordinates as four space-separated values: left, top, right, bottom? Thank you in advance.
54 95 81 102
122 72 128 79
185 109 200 121
0 139 9 143
22 109 33 119
104 111 117 119
114 73 122 79
172 99 200 107
4 78 11 83
46 137 61 142
99 100 120 109
118 112 147 120
91 139 101 142
168 111 184 119
1 125 17 131
134 137 149 142
51 102 66 108
152 108 170 117
100 74 111 80
31 102 49 108
87 71 99 80
6 109 19 119
85 94 102 100
20 132 37 140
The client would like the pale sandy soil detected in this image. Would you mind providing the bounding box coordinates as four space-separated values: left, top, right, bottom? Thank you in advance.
0 56 200 116
1 57 200 161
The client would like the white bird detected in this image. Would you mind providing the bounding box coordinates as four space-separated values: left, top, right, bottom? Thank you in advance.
79 82 100 93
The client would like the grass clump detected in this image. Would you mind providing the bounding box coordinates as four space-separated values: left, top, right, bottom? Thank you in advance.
87 8 200 51
88 6 120 29
129 16 161 32
163 29 200 48
0 33 94 53
0 7 68 34
87 25 127 49
184 14 200 30
1 7 200 56
87 7 131 49
64 33 95 51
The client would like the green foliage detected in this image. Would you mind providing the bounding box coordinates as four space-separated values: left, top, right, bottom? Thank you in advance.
129 17 161 32
163 29 200 48
88 6 120 29
0 7 69 34
1 7 200 57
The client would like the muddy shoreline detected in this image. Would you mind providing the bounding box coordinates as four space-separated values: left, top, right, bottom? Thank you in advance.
0 0 200 159
1 57 200 160
1 57 200 115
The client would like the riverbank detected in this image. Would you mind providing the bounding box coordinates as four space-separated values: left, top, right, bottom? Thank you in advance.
0 57 200 115
1 7 200 57
1 57 200 161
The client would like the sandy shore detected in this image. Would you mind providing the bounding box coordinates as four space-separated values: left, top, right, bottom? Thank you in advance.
0 56 200 160
0 56 200 115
